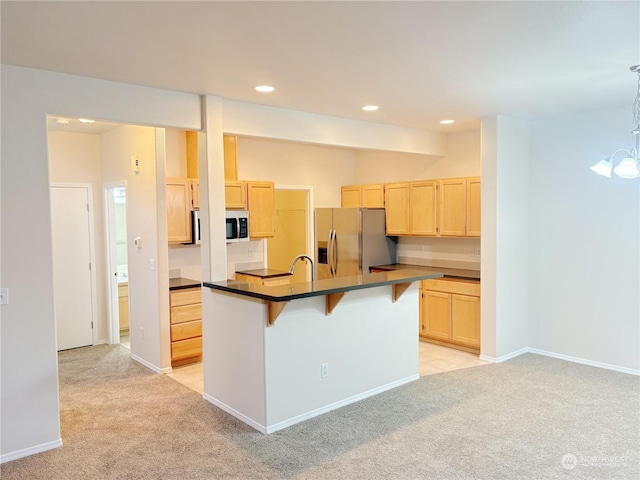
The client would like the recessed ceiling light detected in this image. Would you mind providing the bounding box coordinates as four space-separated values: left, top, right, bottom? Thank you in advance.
362 105 379 111
440 119 455 124
255 85 275 93
79 118 95 124
56 118 70 124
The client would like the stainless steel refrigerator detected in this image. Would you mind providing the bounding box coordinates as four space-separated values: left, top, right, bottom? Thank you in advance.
315 208 397 279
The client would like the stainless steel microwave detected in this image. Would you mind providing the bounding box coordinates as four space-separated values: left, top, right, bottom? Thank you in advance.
225 210 249 242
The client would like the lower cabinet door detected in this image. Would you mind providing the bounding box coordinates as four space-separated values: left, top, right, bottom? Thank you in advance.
171 337 202 361
423 290 452 340
451 294 480 348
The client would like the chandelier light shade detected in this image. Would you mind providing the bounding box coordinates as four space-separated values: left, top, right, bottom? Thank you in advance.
591 65 640 179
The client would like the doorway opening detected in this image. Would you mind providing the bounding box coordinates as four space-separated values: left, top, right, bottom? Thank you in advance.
106 184 130 347
267 186 314 283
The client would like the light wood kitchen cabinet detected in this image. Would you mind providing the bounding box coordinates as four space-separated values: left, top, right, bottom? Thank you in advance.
225 181 247 209
341 185 361 208
246 181 275 238
439 178 467 236
466 177 481 237
166 178 192 244
190 178 200 210
170 287 202 366
420 278 480 353
438 176 481 237
385 181 437 236
341 184 385 208
384 182 411 234
118 283 129 333
223 134 238 181
410 180 438 236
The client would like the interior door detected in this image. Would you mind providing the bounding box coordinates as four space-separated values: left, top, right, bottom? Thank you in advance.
51 185 94 350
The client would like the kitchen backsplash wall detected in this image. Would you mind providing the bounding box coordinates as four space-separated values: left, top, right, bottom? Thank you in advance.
226 240 265 279
397 236 481 270
168 244 202 280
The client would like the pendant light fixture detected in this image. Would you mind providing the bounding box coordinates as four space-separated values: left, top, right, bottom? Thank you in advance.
590 65 640 179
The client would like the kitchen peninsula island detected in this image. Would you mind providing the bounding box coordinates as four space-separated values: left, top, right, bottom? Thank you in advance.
202 269 443 433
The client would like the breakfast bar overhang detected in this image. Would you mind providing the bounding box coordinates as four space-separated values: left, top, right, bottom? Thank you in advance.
202 269 444 433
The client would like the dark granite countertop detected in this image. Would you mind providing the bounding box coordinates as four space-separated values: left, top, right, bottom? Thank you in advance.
204 269 444 303
235 268 293 279
169 277 202 290
371 264 480 280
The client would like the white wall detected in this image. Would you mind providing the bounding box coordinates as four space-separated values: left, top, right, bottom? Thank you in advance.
0 65 200 460
354 129 481 183
481 116 530 361
237 136 356 208
47 131 109 343
101 125 171 371
164 128 187 178
528 107 639 371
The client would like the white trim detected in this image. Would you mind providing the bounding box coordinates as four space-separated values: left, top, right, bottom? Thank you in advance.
130 354 171 374
0 438 62 464
203 374 419 434
95 338 108 345
104 182 127 346
528 348 639 376
481 348 639 376
50 183 99 347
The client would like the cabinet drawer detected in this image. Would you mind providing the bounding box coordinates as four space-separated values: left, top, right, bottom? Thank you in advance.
171 320 202 341
170 288 202 306
171 337 202 361
170 303 202 324
421 278 480 296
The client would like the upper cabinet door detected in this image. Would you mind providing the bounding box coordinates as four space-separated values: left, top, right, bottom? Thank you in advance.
439 178 467 236
361 184 384 208
225 181 247 209
247 181 275 238
341 185 361 208
223 135 238 181
384 182 410 235
410 180 438 236
466 177 481 237
166 178 192 244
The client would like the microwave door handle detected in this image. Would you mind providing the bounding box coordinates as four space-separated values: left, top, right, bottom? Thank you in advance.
234 218 240 239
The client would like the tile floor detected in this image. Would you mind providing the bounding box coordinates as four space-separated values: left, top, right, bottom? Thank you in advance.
165 341 488 395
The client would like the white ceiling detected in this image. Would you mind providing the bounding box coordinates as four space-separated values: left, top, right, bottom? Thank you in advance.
2 1 639 133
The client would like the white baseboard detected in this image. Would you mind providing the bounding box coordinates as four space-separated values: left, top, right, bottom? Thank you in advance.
1 438 62 464
480 347 639 376
95 338 108 345
528 348 640 376
203 374 420 434
130 354 171 374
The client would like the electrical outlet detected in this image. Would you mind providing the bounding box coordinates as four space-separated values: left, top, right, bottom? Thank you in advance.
321 363 329 378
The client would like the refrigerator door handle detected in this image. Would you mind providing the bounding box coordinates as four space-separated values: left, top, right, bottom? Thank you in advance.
332 230 339 275
328 229 335 277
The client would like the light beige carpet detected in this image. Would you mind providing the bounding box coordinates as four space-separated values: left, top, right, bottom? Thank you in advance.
1 345 638 479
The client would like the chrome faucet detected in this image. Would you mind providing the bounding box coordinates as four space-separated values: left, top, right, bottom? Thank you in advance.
289 254 315 281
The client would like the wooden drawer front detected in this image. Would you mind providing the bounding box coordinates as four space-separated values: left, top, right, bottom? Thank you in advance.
170 288 202 306
422 278 480 296
171 337 202 361
171 320 202 341
170 303 202 324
